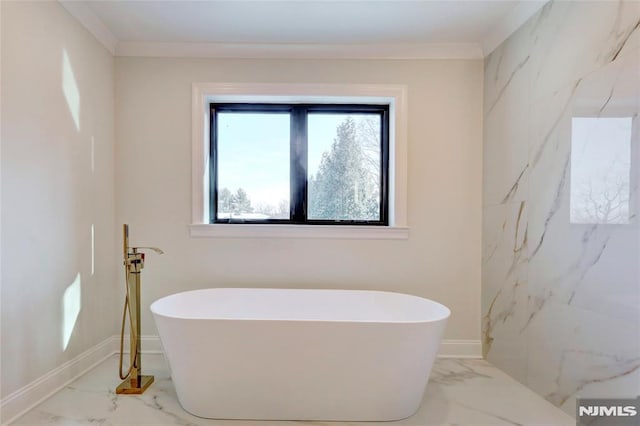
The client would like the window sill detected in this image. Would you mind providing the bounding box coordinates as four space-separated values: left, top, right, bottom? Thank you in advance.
189 224 409 240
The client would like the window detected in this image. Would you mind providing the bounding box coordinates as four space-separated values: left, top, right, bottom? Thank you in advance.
210 103 389 225
190 83 408 239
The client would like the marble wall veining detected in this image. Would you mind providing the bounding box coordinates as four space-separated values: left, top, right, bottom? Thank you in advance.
482 0 640 417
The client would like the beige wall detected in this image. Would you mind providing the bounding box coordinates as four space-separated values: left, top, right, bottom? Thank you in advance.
115 57 483 341
0 7 484 398
1 2 117 398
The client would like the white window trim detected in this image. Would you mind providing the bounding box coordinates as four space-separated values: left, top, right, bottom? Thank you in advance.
190 82 408 239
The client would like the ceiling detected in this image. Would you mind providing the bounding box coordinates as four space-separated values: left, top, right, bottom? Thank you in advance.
60 0 548 59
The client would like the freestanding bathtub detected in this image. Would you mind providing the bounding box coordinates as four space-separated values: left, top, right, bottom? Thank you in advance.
150 288 450 421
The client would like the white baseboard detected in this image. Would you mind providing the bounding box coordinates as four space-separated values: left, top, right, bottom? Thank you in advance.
0 337 115 425
0 335 480 424
438 339 483 358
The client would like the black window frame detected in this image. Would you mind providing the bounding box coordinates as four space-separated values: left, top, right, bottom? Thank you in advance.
210 103 390 226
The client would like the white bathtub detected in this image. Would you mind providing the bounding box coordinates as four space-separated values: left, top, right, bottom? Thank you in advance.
150 288 450 421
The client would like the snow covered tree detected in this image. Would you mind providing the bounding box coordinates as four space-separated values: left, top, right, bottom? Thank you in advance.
309 117 380 220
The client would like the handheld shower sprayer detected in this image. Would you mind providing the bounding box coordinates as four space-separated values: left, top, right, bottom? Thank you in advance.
117 224 163 394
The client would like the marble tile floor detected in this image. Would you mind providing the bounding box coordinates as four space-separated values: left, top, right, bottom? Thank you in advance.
12 355 574 426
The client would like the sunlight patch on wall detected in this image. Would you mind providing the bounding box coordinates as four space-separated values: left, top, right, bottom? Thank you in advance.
91 136 95 173
62 273 82 350
62 50 80 131
91 225 95 276
570 117 632 224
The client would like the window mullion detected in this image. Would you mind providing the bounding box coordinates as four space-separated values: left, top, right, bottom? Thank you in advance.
290 106 308 223
209 106 218 223
381 109 390 225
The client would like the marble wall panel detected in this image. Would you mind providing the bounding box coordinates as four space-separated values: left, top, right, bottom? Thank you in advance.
483 22 532 207
482 0 640 417
482 202 529 382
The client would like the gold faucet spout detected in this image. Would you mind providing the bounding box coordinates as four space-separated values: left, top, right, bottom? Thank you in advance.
133 247 164 255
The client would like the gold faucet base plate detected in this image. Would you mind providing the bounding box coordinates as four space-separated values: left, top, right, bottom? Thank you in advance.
116 375 154 394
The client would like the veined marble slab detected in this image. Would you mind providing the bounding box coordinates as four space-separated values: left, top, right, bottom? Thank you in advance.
482 202 529 383
12 354 573 426
483 0 640 418
529 1 640 103
483 17 532 207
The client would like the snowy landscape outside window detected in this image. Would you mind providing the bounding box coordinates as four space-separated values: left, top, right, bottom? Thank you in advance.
210 103 389 225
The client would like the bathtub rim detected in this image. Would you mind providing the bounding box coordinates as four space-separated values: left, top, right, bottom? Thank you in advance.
150 287 451 324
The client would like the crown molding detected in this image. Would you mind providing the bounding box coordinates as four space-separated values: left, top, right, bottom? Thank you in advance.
480 0 548 56
59 0 546 60
59 0 117 54
115 41 484 60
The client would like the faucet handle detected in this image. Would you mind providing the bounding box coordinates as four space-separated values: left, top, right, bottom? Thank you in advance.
132 247 164 255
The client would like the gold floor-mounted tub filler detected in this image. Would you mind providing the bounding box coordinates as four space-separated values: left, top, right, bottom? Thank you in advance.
116 224 163 394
